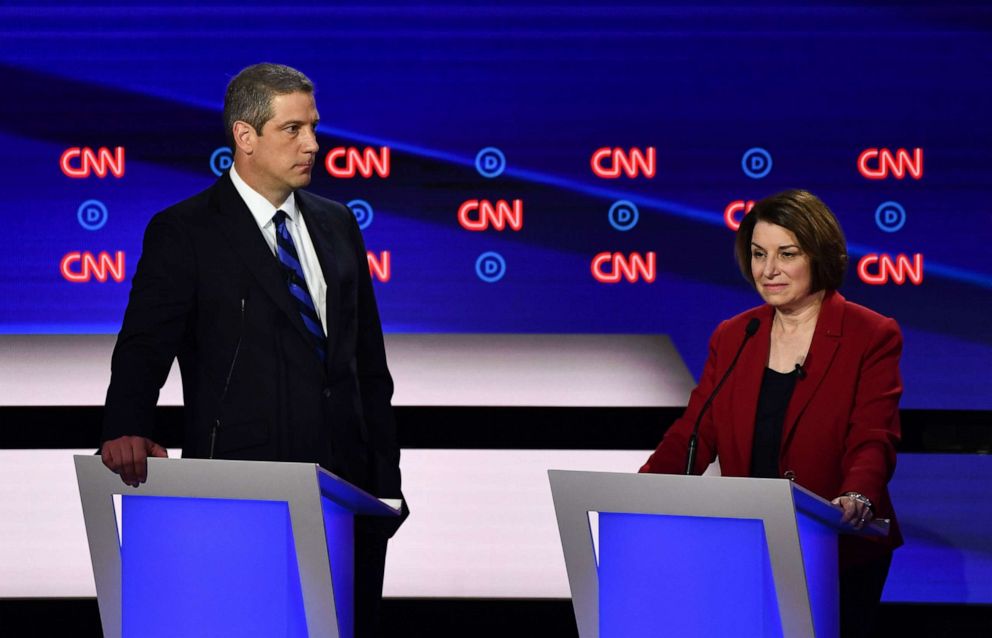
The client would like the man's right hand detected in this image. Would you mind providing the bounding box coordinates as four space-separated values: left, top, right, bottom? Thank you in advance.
100 436 168 487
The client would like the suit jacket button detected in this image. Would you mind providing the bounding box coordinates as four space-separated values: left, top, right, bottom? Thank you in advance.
322 388 332 399
783 470 797 481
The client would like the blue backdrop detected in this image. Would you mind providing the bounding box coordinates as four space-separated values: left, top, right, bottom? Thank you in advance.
2 1 990 409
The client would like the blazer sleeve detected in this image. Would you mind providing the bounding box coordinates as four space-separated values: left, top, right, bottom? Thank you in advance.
839 317 903 506
102 212 196 442
639 322 724 475
346 212 402 499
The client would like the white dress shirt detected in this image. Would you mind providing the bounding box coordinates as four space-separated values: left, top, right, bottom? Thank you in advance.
228 165 327 335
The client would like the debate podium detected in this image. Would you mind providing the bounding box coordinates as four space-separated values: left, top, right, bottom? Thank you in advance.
548 470 887 638
74 456 400 638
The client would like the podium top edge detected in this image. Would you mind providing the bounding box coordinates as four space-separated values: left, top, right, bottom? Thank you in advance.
74 456 401 517
547 470 888 537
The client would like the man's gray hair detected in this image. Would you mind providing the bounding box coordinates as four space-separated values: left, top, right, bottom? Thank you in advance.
223 63 314 142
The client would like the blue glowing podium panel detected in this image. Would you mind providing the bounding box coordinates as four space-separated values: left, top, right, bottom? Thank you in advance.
75 456 400 638
121 495 306 638
598 513 781 638
549 471 886 638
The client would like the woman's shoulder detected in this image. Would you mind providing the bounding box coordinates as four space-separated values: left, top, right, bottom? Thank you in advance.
835 292 900 333
827 292 903 353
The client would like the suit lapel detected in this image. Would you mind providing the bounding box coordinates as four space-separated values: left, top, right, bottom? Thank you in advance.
781 290 845 450
732 306 773 471
209 175 315 349
298 192 340 367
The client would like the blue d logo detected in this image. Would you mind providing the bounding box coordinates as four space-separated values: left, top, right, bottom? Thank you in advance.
741 148 773 179
77 199 109 231
475 251 507 282
475 147 506 178
874 201 906 233
608 200 640 231
210 147 234 177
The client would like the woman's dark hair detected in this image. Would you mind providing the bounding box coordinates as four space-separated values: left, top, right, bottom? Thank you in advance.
735 189 848 292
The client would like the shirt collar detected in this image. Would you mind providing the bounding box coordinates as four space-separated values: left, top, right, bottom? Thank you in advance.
229 164 299 227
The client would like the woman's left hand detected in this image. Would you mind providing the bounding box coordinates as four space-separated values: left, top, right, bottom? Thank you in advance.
831 492 874 530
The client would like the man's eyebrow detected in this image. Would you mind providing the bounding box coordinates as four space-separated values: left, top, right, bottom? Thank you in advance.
276 117 319 127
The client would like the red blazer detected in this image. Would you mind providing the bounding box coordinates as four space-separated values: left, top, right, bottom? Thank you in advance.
641 290 903 560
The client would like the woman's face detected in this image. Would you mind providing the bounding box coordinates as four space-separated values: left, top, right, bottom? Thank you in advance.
750 221 813 309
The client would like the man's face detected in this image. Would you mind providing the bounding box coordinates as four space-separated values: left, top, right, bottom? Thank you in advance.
246 91 319 203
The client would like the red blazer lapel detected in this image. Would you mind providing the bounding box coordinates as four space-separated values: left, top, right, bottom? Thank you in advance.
781 290 845 451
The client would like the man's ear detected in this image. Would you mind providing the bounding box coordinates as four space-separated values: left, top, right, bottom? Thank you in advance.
232 121 256 155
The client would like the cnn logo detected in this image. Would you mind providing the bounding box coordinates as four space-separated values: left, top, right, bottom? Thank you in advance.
367 251 390 283
857 253 923 285
60 147 125 179
60 251 126 283
457 199 523 231
724 200 756 231
591 147 656 179
591 252 656 283
326 147 390 178
857 148 923 180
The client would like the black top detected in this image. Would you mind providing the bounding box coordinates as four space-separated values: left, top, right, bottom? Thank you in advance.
749 367 800 479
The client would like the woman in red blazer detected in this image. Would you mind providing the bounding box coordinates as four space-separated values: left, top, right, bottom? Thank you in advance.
640 189 902 637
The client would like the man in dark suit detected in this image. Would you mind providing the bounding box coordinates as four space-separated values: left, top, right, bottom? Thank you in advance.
100 63 405 637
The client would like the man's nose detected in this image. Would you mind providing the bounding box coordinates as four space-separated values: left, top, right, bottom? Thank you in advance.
301 129 319 154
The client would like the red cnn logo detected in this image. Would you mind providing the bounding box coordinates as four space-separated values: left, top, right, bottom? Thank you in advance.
60 147 125 179
60 251 126 283
857 253 923 285
457 199 523 231
724 200 756 231
325 147 390 178
367 251 391 282
857 148 923 180
591 252 657 283
591 147 656 179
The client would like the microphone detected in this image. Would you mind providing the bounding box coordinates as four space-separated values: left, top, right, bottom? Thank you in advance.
794 363 807 380
685 317 760 475
209 292 249 459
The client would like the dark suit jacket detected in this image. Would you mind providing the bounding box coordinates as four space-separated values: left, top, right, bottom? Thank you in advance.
640 290 902 563
103 173 405 534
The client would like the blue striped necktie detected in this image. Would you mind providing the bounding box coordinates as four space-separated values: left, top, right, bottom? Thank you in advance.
272 210 326 363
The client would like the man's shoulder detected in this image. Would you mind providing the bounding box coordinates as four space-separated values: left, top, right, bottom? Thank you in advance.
297 189 352 222
150 182 217 227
